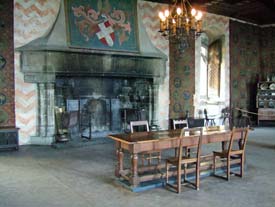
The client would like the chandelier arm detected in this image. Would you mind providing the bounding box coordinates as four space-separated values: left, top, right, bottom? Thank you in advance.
183 1 188 17
186 0 193 8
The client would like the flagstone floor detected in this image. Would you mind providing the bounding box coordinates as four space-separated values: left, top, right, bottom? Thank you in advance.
0 127 274 207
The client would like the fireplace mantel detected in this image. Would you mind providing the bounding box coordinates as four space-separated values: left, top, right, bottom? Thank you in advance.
19 49 166 83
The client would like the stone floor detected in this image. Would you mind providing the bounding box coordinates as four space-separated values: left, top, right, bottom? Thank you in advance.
0 127 274 207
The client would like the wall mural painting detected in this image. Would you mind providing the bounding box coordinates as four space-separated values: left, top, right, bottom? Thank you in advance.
0 109 8 124
183 91 191 100
0 74 5 89
0 55 6 69
174 78 181 88
170 36 195 119
0 93 7 105
65 0 138 52
173 103 182 113
183 65 190 76
173 91 179 99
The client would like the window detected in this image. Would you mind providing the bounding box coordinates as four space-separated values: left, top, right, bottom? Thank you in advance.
207 39 222 99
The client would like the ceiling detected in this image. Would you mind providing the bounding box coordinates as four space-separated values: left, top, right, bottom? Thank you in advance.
146 0 275 25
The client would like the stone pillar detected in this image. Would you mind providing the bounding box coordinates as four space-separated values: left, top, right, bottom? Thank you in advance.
150 81 160 130
31 83 55 145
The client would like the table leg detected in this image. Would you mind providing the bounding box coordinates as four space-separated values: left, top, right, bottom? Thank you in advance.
131 153 139 187
115 142 124 177
222 141 227 151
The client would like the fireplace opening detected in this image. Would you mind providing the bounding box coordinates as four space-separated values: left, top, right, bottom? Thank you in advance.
54 76 154 139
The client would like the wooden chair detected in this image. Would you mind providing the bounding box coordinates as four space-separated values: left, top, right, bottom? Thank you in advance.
130 120 149 132
213 127 250 180
237 109 252 128
204 109 216 126
187 117 205 128
172 119 188 157
166 127 203 193
172 119 188 129
130 121 161 166
221 107 232 126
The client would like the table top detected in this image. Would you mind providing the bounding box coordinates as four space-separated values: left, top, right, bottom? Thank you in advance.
108 128 231 144
0 127 19 132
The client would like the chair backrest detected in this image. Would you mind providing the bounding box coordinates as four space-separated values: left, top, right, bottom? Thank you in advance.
172 119 188 129
204 109 209 119
228 127 250 152
187 118 205 128
130 120 149 133
178 127 203 161
222 107 230 117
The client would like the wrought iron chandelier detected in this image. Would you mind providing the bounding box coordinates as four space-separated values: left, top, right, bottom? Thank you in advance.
158 0 203 50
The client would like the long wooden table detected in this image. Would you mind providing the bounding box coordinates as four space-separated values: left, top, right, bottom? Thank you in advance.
108 128 240 187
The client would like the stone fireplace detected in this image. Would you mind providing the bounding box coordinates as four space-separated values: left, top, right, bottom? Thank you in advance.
19 50 166 144
16 1 167 144
55 76 154 137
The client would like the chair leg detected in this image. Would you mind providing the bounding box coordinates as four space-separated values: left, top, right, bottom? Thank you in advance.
158 152 161 165
241 154 244 177
196 162 200 190
175 148 178 157
227 158 230 181
213 155 216 175
184 163 187 182
166 162 169 184
177 165 181 194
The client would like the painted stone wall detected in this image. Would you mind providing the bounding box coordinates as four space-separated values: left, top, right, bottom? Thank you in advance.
14 0 61 144
260 27 275 78
230 20 261 123
138 0 169 129
169 37 195 120
0 1 15 127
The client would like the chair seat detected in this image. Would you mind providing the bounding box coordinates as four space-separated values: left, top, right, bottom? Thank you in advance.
166 156 198 165
213 149 244 157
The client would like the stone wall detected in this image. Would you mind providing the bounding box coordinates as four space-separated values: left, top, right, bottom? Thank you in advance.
229 20 261 123
169 36 195 120
260 27 275 78
14 0 61 144
0 0 15 127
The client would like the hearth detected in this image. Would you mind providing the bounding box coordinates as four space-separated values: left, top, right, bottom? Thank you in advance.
55 76 153 138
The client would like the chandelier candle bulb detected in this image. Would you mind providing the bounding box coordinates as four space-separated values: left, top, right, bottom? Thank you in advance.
191 8 196 16
159 12 165 31
177 7 182 15
172 19 176 34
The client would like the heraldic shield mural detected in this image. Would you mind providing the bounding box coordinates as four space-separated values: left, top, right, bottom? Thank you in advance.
66 0 138 52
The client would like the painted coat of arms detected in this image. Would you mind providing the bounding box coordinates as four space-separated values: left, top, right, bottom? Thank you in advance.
66 0 138 52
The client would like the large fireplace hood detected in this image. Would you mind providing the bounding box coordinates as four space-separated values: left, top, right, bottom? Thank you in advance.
16 0 167 83
19 50 166 83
